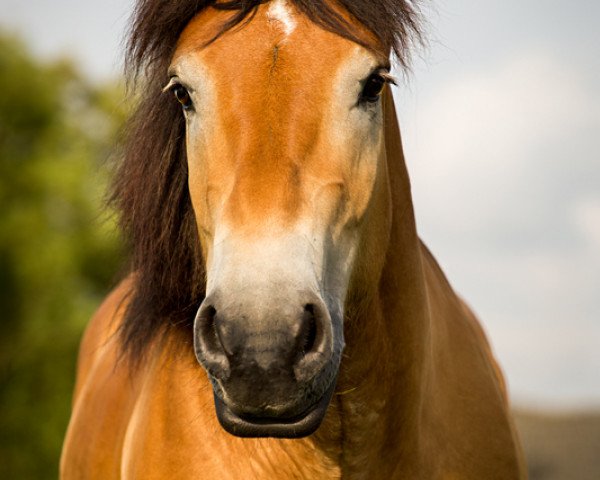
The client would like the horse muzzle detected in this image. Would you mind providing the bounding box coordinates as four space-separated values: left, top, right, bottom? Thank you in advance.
193 291 342 438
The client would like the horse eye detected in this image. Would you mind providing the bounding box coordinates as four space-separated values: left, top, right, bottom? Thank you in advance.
361 74 386 103
172 84 193 110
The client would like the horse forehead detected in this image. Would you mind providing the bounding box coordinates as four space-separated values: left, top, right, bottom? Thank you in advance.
267 0 297 36
175 3 382 224
174 2 369 83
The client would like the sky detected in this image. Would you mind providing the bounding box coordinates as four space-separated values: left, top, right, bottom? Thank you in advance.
2 0 598 409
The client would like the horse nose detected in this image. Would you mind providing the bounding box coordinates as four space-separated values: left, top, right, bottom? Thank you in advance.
193 297 333 384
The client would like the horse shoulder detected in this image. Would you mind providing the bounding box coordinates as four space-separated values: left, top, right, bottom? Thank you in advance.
72 278 132 399
418 242 526 478
419 241 501 384
61 278 139 479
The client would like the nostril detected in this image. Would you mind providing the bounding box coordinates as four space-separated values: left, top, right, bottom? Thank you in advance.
194 303 230 380
301 304 318 354
201 306 220 350
294 302 333 383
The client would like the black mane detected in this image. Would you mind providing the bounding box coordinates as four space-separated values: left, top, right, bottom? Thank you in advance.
111 0 422 360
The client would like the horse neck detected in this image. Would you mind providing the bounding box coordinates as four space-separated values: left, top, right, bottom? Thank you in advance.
332 91 433 474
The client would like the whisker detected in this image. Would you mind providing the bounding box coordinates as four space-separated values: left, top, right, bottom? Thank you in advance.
336 387 358 396
381 71 398 86
162 78 177 92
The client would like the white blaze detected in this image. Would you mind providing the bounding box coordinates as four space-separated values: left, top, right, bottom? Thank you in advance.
267 0 296 36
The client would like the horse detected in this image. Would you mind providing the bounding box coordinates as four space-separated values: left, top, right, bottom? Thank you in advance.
61 0 526 478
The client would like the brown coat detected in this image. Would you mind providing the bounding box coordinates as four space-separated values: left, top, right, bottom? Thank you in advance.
61 3 526 478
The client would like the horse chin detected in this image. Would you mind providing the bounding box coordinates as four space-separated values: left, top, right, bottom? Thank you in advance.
212 380 337 438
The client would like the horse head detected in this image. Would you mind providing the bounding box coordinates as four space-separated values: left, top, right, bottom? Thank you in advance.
166 2 394 437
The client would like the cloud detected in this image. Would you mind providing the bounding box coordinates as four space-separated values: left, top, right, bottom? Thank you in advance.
395 49 600 407
401 50 599 241
573 195 600 251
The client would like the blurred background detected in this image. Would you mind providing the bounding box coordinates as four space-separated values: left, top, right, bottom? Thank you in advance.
0 0 598 478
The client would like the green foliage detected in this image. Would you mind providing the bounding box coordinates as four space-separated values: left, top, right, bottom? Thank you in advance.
0 33 126 478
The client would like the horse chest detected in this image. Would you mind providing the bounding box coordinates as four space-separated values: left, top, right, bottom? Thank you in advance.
116 350 343 479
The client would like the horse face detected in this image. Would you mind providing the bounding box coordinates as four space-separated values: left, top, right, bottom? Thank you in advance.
169 2 389 438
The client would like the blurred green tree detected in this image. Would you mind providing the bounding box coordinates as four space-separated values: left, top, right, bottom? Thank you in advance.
0 33 125 478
